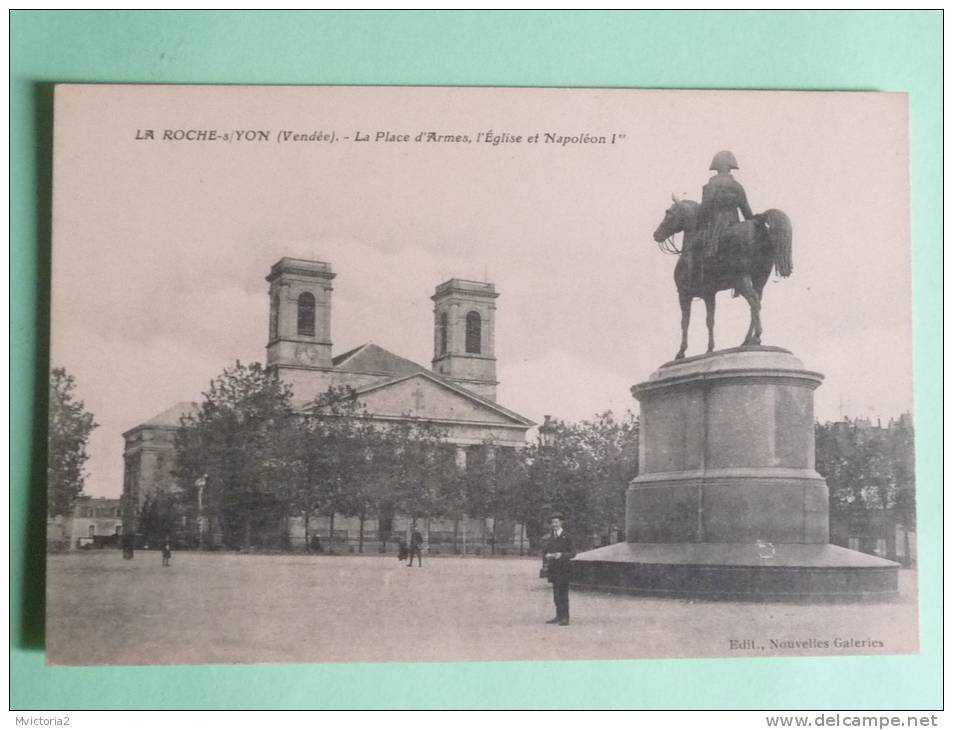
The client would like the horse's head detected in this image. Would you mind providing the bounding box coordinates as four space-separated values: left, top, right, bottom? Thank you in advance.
653 196 698 242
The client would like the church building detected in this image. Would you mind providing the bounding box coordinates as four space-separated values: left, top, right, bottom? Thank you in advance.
122 257 535 553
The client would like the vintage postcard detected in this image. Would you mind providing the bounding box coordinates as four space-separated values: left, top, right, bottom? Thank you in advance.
46 84 916 665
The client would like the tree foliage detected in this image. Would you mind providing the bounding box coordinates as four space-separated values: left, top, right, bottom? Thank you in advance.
175 361 295 550
815 416 916 527
383 418 454 527
138 490 184 547
170 360 653 553
274 386 391 551
174 365 463 551
48 367 98 517
521 410 639 548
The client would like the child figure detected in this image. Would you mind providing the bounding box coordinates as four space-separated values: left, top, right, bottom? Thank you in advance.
161 540 172 567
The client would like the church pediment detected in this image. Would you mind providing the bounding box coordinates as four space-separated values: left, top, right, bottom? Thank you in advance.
353 373 533 428
332 342 428 377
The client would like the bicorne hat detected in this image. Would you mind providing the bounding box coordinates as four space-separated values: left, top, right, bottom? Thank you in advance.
709 150 739 172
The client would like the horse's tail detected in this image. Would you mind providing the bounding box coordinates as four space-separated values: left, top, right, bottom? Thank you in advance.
762 208 792 278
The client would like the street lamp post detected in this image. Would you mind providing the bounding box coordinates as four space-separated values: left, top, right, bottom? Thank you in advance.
195 474 207 549
537 415 559 543
538 415 557 449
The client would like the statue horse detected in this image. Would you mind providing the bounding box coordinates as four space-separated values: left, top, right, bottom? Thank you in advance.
652 197 793 360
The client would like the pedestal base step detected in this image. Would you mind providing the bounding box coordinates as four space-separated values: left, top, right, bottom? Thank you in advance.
570 542 898 600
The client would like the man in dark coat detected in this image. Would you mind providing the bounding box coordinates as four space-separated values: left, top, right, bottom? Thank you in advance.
542 512 576 625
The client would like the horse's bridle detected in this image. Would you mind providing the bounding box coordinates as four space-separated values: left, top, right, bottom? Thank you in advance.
657 202 684 254
657 234 681 255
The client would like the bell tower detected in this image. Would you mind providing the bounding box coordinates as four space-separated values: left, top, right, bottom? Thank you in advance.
431 278 498 401
266 257 335 370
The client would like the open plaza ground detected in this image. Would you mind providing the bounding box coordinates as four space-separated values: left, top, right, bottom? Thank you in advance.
46 551 918 666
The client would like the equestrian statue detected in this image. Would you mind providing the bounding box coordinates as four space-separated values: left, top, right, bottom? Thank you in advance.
652 150 793 360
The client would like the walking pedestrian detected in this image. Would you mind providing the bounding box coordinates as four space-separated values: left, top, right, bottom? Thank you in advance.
407 529 423 567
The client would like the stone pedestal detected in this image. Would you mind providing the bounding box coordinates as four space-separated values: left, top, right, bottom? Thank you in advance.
571 347 898 598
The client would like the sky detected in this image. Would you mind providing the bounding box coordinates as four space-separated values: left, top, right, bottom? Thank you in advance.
50 86 913 498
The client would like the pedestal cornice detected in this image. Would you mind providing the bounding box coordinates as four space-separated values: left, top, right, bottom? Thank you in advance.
633 346 823 399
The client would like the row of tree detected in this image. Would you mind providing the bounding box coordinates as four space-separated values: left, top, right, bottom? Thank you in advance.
163 361 641 552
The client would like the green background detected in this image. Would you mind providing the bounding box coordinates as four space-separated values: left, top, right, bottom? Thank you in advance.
11 10 942 709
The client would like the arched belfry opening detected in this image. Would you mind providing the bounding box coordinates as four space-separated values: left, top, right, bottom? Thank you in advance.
465 311 482 354
438 311 448 355
297 292 316 336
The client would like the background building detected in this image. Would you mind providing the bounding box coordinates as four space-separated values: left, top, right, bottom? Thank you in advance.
47 496 123 551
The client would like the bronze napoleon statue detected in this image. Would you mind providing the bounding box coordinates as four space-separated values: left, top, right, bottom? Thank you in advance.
652 151 793 360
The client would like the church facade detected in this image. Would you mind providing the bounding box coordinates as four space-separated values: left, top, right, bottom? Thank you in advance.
122 257 535 553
